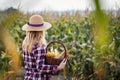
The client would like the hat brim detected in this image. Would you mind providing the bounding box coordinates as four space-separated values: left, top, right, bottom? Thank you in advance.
22 22 52 31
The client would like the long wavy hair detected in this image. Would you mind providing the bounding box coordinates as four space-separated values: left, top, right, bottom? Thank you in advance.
22 31 46 53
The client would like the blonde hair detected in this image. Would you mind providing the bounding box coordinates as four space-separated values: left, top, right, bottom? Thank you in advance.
22 31 47 53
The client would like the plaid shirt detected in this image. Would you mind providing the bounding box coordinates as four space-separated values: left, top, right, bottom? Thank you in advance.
22 43 58 80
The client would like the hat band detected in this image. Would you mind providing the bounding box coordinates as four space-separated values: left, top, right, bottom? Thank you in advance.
27 22 44 27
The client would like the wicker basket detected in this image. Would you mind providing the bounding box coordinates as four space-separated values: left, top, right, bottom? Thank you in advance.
45 41 67 65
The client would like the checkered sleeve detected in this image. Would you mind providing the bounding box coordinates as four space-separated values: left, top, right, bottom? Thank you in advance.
35 47 58 74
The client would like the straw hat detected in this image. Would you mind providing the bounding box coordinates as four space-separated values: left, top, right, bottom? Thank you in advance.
22 15 52 31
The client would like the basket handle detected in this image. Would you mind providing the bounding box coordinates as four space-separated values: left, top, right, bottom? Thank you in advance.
46 41 67 58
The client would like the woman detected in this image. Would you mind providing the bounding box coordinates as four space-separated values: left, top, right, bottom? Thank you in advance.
22 15 67 80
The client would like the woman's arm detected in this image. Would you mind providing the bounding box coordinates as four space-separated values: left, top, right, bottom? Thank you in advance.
35 48 58 74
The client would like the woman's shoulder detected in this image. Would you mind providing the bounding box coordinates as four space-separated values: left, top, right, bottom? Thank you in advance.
32 43 47 55
33 43 46 50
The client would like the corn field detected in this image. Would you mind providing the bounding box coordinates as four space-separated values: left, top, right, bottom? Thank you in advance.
0 1 120 80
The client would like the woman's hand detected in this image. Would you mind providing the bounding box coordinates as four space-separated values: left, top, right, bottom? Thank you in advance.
57 58 67 71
